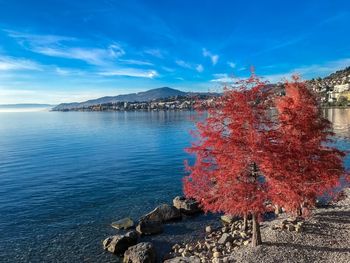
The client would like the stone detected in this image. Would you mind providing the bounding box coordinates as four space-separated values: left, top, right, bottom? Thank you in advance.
295 225 302 233
218 233 233 245
205 225 212 233
103 231 138 255
164 256 200 263
221 227 229 233
123 242 156 263
213 251 221 258
287 224 295 231
243 240 250 246
111 217 134 230
239 232 247 239
136 220 163 235
220 214 237 225
182 251 191 257
173 196 201 215
140 204 181 223
172 244 181 251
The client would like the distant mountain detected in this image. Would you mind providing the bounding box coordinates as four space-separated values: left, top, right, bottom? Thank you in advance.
53 87 217 111
0 104 55 112
0 103 53 108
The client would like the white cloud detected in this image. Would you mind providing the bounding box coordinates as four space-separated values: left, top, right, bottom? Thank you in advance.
0 56 41 71
227 62 236 68
176 60 204 73
34 45 124 66
176 60 192 69
118 59 153 66
99 69 158 78
196 64 204 73
203 48 219 65
144 48 164 58
5 30 76 45
7 30 125 66
210 73 238 83
55 67 85 76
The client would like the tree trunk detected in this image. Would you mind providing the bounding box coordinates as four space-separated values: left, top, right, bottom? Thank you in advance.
243 213 248 232
297 206 302 217
251 213 262 247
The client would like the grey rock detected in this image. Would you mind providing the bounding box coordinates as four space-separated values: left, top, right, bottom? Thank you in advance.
111 217 134 230
218 233 233 245
164 256 200 263
123 242 156 263
102 231 138 255
173 196 201 215
136 220 163 235
140 204 181 223
220 215 237 224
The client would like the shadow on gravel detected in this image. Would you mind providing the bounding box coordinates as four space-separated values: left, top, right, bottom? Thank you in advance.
315 210 350 224
264 242 350 253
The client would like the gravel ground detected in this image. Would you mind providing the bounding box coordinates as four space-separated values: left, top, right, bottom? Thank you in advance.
231 188 350 263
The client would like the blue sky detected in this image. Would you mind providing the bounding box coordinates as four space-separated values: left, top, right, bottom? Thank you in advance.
0 0 349 104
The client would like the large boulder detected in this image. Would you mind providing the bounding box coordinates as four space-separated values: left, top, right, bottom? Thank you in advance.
112 217 134 230
172 196 201 215
123 242 156 263
103 231 138 255
136 220 163 235
140 204 181 223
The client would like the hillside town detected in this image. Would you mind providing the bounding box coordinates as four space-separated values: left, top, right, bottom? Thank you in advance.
55 95 217 111
308 67 350 106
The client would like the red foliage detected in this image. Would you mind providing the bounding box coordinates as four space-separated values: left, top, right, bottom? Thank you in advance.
263 77 346 213
184 75 346 221
184 75 275 217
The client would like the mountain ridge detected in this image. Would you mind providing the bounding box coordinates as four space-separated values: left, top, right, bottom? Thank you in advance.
52 87 218 111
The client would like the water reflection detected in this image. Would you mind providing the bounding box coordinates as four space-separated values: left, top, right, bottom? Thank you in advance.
324 108 350 138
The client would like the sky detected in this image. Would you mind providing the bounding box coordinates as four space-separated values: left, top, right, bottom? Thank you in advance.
0 0 349 104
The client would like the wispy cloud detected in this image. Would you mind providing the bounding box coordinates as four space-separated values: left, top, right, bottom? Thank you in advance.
210 73 238 83
99 68 158 78
262 58 350 82
203 48 219 65
5 30 76 45
144 48 164 58
0 55 41 71
176 60 192 69
7 30 125 66
33 45 124 66
227 62 236 68
176 60 204 73
55 67 85 76
196 64 204 73
118 59 153 66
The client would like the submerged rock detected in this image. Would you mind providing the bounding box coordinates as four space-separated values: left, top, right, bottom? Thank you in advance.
103 230 138 255
123 242 156 263
140 204 182 223
136 220 163 235
112 217 134 230
173 196 201 215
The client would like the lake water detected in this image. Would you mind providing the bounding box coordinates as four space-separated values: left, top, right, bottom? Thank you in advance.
0 109 349 262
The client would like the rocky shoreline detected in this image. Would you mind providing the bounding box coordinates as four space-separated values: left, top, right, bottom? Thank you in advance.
102 189 350 263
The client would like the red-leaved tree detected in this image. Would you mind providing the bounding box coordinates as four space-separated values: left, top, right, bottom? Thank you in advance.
263 77 346 215
184 75 275 246
184 75 347 247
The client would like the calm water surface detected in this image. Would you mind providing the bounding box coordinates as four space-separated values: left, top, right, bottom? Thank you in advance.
0 110 349 262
